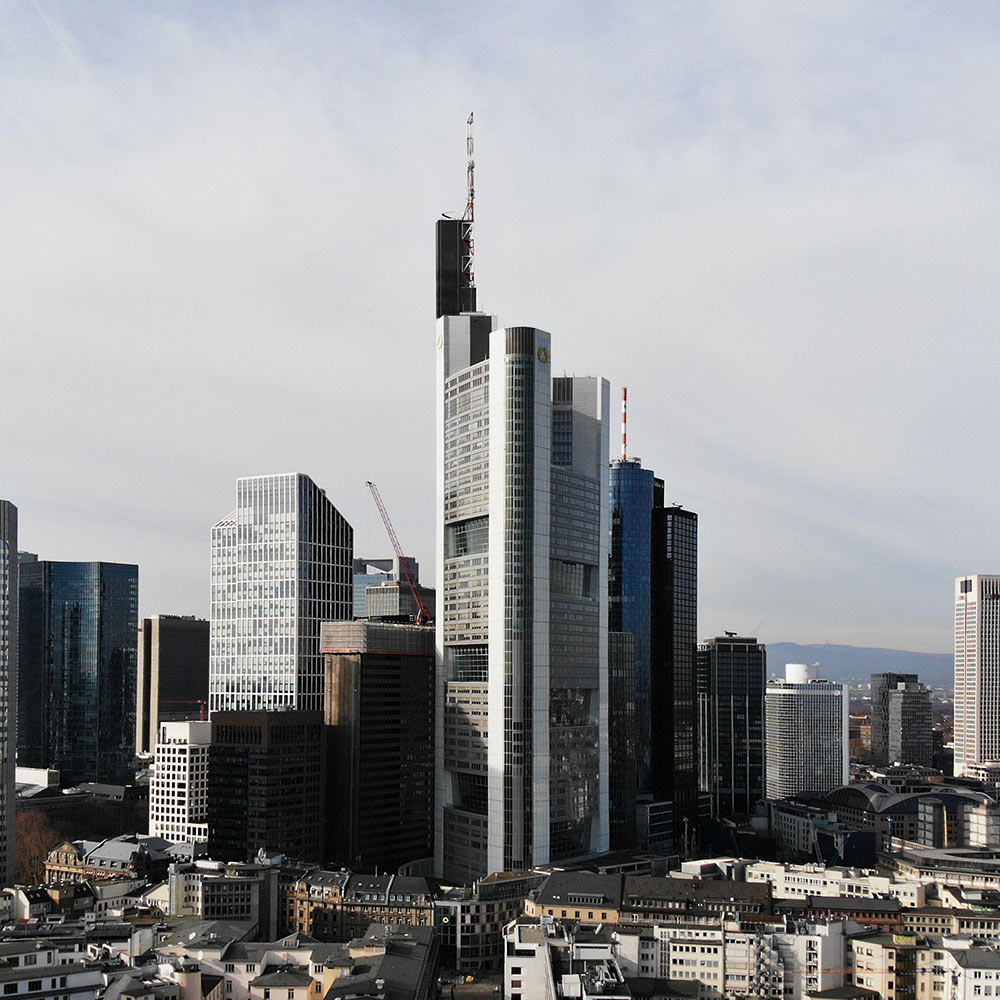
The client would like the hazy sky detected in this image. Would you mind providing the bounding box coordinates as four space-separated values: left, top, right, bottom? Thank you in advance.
3 2 998 653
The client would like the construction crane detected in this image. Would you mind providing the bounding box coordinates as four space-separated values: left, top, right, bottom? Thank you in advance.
365 481 432 626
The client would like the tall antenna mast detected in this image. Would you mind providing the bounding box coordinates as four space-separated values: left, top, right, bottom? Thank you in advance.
621 386 628 461
461 112 475 291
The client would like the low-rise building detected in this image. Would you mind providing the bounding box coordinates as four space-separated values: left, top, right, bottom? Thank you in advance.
168 859 280 939
744 860 926 907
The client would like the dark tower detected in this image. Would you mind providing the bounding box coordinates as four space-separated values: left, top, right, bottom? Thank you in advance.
435 113 477 319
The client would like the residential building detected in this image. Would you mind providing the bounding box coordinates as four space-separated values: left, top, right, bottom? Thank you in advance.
435 313 610 881
44 833 190 884
207 710 325 863
608 457 699 852
320 620 434 872
696 634 766 817
766 663 849 801
503 920 630 1000
136 615 209 754
209 473 352 714
955 575 1000 776
0 501 16 886
168 859 280 939
871 672 932 767
18 560 138 786
149 721 211 842
281 871 438 941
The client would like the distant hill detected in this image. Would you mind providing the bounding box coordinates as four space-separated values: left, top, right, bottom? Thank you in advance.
765 643 953 689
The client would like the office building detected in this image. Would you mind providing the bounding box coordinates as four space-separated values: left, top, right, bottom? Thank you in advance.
608 631 637 850
871 672 932 767
149 721 211 842
207 710 325 862
353 556 435 621
18 560 138 786
696 634 766 817
321 619 434 871
0 501 16 885
136 615 209 754
608 458 699 850
766 663 849 800
209 473 352 714
436 317 610 882
954 574 1000 776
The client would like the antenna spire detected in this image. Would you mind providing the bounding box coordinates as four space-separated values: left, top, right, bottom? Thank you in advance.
461 112 475 290
621 386 628 461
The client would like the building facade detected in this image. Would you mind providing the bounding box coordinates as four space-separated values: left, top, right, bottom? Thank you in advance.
954 575 1000 776
608 460 699 852
320 619 435 871
766 664 849 801
696 634 766 817
18 560 138 786
207 710 325 863
435 312 610 882
871 671 932 768
0 501 16 886
209 473 352 714
136 615 210 754
608 631 637 850
149 720 211 842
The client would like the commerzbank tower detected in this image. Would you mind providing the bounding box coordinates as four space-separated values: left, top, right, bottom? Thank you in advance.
434 118 610 882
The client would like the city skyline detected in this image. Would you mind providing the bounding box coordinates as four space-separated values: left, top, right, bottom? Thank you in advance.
5 4 1000 653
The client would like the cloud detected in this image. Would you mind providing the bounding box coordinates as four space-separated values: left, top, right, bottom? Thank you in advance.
2 2 998 651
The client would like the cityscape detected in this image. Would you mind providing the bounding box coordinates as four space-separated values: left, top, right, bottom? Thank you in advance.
4 5 1000 999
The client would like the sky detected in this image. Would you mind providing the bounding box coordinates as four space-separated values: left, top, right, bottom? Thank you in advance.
3 1 999 654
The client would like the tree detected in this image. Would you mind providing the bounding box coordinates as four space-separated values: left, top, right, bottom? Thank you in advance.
16 812 61 885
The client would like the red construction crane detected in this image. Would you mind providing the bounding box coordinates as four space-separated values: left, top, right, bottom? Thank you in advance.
365 481 433 626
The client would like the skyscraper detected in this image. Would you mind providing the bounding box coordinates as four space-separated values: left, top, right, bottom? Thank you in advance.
209 473 353 714
321 620 435 871
871 672 932 768
608 458 699 851
954 575 1000 777
0 501 17 885
697 634 766 817
149 720 211 842
436 316 610 882
136 615 210 754
765 663 849 800
18 560 138 786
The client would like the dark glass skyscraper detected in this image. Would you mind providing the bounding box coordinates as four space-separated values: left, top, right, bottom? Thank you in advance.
18 561 138 787
609 459 699 852
697 634 766 818
0 501 17 885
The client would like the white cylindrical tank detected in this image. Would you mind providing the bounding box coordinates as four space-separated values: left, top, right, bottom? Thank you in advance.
785 662 819 684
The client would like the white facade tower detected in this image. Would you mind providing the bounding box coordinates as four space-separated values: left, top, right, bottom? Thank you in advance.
210 473 353 713
149 720 211 842
955 575 1000 776
765 663 849 800
435 316 610 883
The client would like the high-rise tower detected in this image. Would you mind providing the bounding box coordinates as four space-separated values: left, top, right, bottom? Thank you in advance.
954 575 1000 776
18 560 138 786
765 663 849 800
608 457 699 851
0 501 17 884
209 473 353 714
435 191 610 880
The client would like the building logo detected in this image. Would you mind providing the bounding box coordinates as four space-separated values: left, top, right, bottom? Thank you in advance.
537 347 550 364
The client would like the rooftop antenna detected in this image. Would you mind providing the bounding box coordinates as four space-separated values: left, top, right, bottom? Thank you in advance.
461 112 475 292
621 386 628 461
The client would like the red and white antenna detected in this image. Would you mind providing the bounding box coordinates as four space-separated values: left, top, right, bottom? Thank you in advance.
461 112 475 289
621 386 628 461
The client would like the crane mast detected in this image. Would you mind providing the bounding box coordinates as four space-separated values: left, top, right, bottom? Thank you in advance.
365 481 432 626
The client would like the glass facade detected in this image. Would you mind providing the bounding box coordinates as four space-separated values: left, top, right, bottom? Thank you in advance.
436 315 609 882
209 473 353 713
697 635 766 817
0 502 16 884
18 560 138 787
